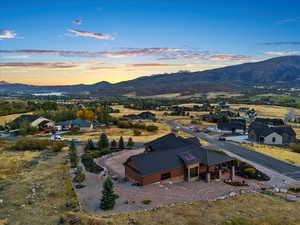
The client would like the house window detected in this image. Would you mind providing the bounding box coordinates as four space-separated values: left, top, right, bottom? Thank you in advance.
190 167 199 177
272 137 276 143
161 172 171 180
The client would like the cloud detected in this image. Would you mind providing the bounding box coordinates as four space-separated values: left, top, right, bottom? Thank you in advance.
208 54 251 61
1 55 30 59
262 51 298 56
158 52 250 61
0 62 78 69
68 29 114 40
89 66 119 70
0 48 181 58
0 30 16 39
73 20 82 25
262 42 300 46
277 16 300 24
127 63 186 67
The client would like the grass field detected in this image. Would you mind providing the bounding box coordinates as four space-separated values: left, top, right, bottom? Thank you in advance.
0 144 77 225
0 112 33 126
65 193 300 225
229 104 300 119
111 105 189 120
62 122 172 143
241 143 300 166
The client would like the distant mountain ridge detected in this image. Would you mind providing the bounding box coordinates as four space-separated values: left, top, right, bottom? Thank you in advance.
1 56 300 96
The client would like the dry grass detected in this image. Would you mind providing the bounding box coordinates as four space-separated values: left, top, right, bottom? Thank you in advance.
241 143 300 166
111 105 189 120
0 147 76 225
66 193 300 225
62 122 172 143
294 127 300 139
0 112 33 126
230 104 300 119
0 150 41 179
207 92 243 99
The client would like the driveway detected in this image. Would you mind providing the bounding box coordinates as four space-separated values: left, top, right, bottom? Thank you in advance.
166 120 300 184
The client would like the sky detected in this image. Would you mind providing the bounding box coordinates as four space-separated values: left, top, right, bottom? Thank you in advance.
1 0 300 85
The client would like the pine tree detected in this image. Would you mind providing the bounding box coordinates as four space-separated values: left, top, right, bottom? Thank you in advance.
100 176 117 210
98 133 109 150
85 139 95 151
118 136 125 149
110 139 117 150
69 141 78 168
127 137 134 149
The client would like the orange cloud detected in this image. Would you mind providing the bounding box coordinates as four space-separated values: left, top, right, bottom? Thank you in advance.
0 62 78 69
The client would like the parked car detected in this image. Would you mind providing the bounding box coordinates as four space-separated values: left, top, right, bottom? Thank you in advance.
71 138 80 143
50 135 64 141
218 137 226 141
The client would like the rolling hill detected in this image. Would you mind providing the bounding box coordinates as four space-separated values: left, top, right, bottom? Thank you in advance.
1 56 300 96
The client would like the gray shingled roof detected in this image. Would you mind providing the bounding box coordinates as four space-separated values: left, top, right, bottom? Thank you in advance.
249 122 296 137
127 133 232 176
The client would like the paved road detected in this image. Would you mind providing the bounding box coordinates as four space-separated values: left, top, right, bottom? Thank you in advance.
166 120 300 181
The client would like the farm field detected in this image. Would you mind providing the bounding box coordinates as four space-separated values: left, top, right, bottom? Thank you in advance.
65 193 300 225
241 143 300 166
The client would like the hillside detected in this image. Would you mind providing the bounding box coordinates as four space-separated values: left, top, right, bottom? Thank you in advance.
1 56 300 96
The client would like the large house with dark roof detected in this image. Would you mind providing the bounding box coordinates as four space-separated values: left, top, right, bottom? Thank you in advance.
248 122 296 145
217 119 246 134
124 133 235 185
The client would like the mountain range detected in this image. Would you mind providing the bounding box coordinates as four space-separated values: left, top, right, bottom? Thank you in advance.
1 55 300 96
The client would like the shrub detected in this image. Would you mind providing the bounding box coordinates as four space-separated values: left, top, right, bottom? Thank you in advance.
12 138 51 151
288 187 300 193
73 172 85 183
244 168 256 178
50 141 67 152
146 125 158 132
142 199 152 205
133 129 142 136
291 144 300 153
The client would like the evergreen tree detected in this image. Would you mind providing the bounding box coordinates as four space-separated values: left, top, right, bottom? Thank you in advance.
100 176 117 210
127 137 134 149
69 141 78 168
85 139 95 151
98 133 109 150
110 139 117 150
118 136 125 149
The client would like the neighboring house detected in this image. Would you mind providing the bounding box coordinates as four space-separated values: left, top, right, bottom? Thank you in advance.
202 103 212 111
248 122 296 145
138 111 156 120
200 114 227 123
123 111 156 121
57 118 94 131
124 133 234 186
219 102 230 111
238 107 250 112
9 115 55 129
217 119 246 134
245 109 257 120
254 118 285 126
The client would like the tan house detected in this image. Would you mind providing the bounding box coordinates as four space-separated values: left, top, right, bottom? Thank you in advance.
9 115 54 129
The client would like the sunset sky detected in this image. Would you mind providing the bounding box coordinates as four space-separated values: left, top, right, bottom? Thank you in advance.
1 0 300 85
